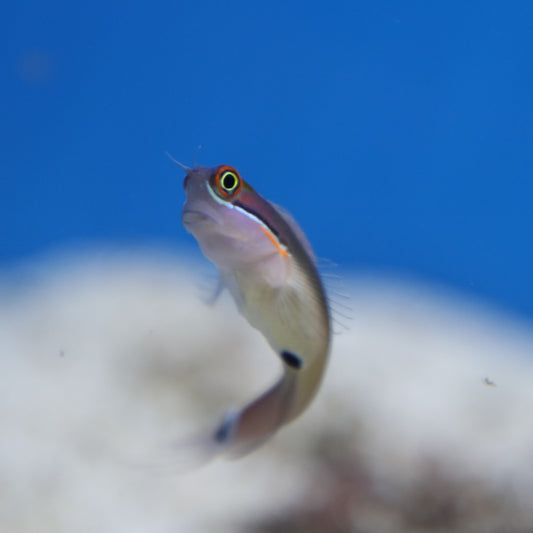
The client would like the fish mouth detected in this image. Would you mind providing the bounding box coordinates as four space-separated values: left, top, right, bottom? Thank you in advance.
181 209 217 228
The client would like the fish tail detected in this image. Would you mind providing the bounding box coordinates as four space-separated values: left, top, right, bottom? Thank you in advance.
213 372 297 458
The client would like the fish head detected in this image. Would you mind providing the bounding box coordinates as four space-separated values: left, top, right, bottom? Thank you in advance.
181 165 278 270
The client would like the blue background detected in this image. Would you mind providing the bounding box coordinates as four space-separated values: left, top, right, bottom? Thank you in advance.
2 2 533 318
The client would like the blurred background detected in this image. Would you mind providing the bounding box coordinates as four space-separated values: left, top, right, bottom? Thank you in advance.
3 0 533 319
2 1 533 532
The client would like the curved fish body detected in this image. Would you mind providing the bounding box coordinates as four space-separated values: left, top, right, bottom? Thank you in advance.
182 164 331 456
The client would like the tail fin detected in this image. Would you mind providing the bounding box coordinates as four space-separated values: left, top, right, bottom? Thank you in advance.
213 371 297 458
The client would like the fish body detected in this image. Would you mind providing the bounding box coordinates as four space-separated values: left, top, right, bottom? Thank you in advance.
182 164 331 455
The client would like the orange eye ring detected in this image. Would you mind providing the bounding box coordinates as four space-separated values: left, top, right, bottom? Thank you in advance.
215 166 242 198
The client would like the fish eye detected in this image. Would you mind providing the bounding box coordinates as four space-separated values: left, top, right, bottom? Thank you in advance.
222 172 237 191
215 166 242 197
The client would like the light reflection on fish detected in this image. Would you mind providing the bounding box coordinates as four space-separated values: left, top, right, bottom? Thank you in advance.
182 164 331 457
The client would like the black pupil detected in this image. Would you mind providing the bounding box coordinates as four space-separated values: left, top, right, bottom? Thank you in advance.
223 173 236 190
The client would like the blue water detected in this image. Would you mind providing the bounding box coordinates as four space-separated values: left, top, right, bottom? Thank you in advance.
3 1 533 317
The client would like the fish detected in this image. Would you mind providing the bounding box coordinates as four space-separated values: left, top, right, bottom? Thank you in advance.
181 164 331 457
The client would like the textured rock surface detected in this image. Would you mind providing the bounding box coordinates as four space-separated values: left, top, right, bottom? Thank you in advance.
1 250 532 532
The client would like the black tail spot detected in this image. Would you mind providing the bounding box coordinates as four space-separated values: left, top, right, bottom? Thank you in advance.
281 351 303 370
